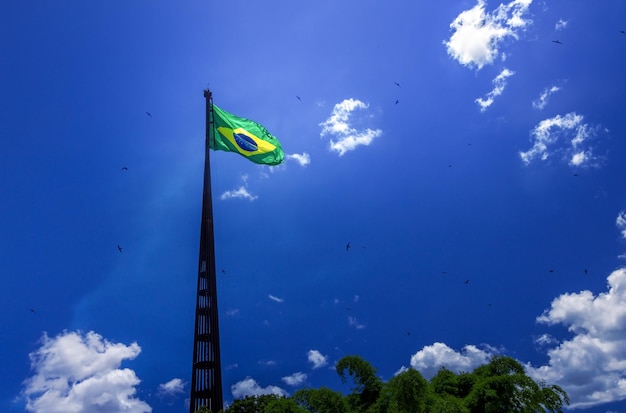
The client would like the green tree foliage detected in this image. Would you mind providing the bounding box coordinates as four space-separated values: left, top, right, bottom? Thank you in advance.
224 394 283 413
293 387 349 413
222 355 568 413
372 368 430 413
265 396 308 413
463 356 569 413
335 355 383 412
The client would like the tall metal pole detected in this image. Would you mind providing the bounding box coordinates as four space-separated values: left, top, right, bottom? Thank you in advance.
190 89 223 413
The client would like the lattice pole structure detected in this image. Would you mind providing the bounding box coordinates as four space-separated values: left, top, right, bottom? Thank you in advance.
190 89 223 413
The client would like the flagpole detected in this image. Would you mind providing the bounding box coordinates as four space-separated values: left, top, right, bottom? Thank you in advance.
190 89 224 413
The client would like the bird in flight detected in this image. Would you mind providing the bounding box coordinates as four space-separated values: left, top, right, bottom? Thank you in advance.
29 308 36 313
552 40 563 44
117 245 123 253
395 99 399 105
121 166 128 171
296 96 301 101
394 82 401 88
584 268 588 275
145 111 152 117
464 279 470 284
548 269 554 273
346 242 351 251
221 269 226 274
620 30 625 34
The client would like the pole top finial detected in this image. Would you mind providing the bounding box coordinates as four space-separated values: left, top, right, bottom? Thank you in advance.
204 89 212 100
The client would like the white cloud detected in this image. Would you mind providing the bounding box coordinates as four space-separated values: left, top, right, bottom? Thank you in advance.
348 316 366 329
220 186 258 201
410 342 495 379
394 366 409 376
533 333 559 348
519 112 601 167
475 67 515 111
22 330 151 413
529 268 626 408
286 153 311 166
444 0 533 70
319 98 382 156
569 150 589 166
230 377 287 399
617 211 626 239
268 294 284 303
555 19 568 31
258 360 277 367
157 378 185 397
532 85 560 110
307 350 328 369
281 372 307 386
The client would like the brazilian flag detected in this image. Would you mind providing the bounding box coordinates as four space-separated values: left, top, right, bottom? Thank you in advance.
211 104 284 165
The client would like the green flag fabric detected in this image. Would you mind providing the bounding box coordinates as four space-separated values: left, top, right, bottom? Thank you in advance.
211 104 284 165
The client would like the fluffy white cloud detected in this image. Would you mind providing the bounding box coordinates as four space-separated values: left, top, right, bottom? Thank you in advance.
475 68 515 111
22 330 150 413
519 112 600 167
555 19 568 31
529 268 626 408
286 153 311 166
319 98 382 156
220 186 258 201
444 0 533 70
230 377 287 399
157 378 185 397
410 342 494 379
281 372 307 386
307 350 328 369
532 85 560 110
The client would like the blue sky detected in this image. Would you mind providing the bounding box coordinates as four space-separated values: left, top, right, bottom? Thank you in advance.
2 1 626 412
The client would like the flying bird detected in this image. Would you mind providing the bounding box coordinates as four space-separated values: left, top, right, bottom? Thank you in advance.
552 40 563 44
464 279 470 284
296 96 301 101
620 30 625 34
29 308 36 313
584 268 588 275
221 269 226 274
121 166 128 171
395 99 399 105
145 111 152 117
394 82 401 87
548 269 554 273
117 245 123 253
346 242 351 251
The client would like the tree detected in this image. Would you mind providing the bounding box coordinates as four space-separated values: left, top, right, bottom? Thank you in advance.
265 397 308 413
292 387 349 413
463 356 569 413
335 355 383 412
223 394 284 413
372 368 430 413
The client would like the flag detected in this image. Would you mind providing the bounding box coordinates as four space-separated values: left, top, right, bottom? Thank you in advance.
211 104 284 165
